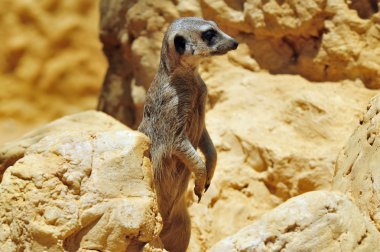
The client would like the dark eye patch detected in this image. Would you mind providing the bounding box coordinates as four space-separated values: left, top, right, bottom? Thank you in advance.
201 29 217 45
174 35 187 55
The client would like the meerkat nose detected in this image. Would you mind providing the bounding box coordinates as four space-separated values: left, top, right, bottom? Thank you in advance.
231 40 239 50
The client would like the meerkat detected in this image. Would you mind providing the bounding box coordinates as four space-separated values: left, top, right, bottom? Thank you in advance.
138 17 238 252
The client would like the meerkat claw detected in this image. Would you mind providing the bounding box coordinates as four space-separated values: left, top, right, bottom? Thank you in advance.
204 183 210 192
196 193 202 203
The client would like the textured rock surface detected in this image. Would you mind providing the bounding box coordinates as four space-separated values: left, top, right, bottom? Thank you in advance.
187 57 376 251
107 0 380 94
0 0 106 143
97 0 138 128
203 0 380 88
0 111 162 251
333 93 380 231
0 111 125 176
210 191 380 252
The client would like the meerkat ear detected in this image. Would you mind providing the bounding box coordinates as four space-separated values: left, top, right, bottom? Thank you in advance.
174 35 187 55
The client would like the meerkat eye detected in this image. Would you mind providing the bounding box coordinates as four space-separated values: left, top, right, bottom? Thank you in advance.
202 29 217 44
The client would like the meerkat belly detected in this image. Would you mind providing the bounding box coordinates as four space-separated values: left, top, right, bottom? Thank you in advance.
186 110 203 147
156 158 191 218
186 93 205 147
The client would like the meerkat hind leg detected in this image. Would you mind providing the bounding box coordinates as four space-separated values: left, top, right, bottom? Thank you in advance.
161 198 191 252
174 138 206 201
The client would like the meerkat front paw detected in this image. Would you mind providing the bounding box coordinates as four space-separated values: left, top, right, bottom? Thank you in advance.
194 166 207 202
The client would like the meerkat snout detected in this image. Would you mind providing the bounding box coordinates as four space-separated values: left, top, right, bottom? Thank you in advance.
231 39 239 49
215 37 238 54
200 26 239 55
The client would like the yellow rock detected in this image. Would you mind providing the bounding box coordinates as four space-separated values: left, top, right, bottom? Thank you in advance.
333 93 380 231
0 111 162 251
0 0 106 143
210 191 380 251
188 58 376 250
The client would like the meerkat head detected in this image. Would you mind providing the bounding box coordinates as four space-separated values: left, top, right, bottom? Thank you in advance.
163 17 238 68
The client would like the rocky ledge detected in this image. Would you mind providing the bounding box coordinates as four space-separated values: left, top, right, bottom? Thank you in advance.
0 111 162 251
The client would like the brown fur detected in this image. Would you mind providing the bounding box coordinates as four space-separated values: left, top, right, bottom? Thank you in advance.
138 17 238 252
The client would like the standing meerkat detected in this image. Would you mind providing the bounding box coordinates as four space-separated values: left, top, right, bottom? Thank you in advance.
138 17 238 252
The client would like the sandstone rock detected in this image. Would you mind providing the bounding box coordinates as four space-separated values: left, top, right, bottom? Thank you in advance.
187 56 376 251
0 111 125 177
201 0 380 88
103 0 380 93
0 111 162 251
97 0 141 128
210 191 380 252
333 93 380 231
0 0 106 143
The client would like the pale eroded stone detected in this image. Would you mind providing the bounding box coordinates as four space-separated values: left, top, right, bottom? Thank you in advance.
187 57 376 251
0 0 106 143
333 93 380 231
210 191 380 252
0 111 162 251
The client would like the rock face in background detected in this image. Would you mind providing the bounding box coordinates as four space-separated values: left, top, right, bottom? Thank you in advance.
0 111 162 251
105 0 380 98
202 0 380 88
186 57 376 251
2 0 380 251
97 0 137 127
0 0 106 143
